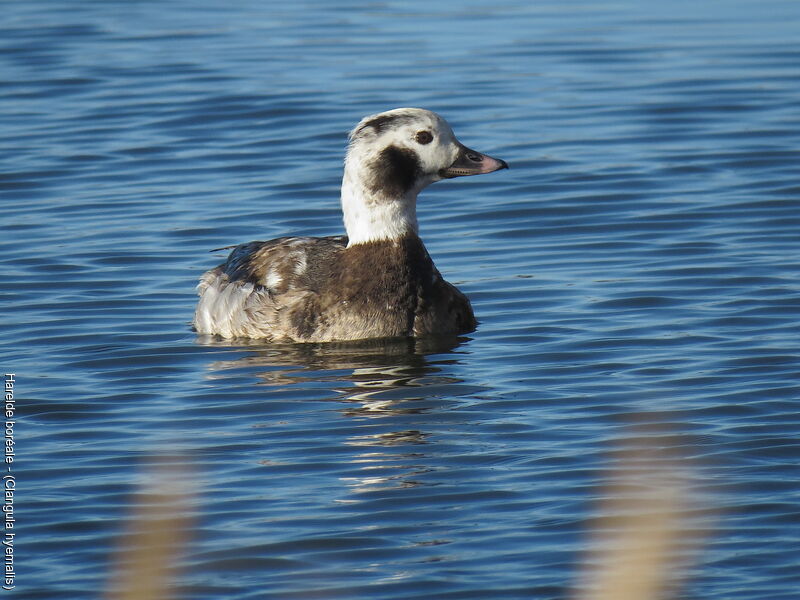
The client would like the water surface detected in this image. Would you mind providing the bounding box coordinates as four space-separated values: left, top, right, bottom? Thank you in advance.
2 1 800 598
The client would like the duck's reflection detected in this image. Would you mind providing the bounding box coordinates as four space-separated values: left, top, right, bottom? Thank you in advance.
195 334 474 495
341 429 434 493
196 334 471 409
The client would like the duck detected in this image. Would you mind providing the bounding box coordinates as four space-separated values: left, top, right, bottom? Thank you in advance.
193 107 507 342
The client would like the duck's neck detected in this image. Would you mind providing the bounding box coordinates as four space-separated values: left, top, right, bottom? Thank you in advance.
341 166 419 247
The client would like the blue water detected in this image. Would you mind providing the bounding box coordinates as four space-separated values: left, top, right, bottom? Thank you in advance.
3 0 800 598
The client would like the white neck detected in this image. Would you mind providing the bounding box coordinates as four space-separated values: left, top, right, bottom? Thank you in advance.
340 165 419 247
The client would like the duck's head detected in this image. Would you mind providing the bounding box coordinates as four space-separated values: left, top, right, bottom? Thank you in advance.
342 108 507 246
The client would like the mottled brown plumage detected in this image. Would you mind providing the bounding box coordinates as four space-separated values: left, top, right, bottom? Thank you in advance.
196 234 475 341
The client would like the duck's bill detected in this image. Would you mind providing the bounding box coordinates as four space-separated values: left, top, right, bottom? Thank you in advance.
439 144 509 178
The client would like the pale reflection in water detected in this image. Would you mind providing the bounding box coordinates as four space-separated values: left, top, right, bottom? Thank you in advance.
343 428 433 495
195 334 470 403
195 334 473 494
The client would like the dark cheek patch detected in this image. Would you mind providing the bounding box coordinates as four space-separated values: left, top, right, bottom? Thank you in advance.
369 145 421 198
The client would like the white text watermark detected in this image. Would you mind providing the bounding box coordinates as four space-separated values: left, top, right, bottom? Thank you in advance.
3 374 15 591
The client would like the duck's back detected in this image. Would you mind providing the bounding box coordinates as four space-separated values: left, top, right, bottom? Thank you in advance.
193 234 476 342
194 235 346 340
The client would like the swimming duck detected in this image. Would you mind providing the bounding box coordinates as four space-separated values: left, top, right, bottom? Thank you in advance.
193 107 507 342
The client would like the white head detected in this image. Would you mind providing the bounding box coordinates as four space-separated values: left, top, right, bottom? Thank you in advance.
341 108 507 246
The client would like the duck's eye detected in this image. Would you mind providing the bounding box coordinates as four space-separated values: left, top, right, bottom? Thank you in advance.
415 130 433 145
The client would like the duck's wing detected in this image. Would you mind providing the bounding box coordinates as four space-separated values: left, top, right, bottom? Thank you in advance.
193 235 347 339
